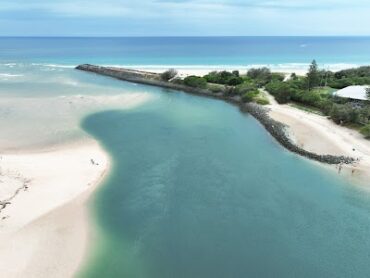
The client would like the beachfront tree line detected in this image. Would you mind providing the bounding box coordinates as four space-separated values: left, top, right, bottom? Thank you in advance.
161 61 370 138
182 68 283 105
265 60 370 138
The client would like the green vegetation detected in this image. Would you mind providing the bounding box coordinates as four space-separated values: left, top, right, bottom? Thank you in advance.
326 67 370 89
184 76 207 88
204 71 243 86
197 68 277 105
367 87 370 100
264 61 370 138
167 63 369 134
207 83 225 93
307 60 320 90
161 69 177 81
242 90 259 103
361 123 370 138
255 96 270 105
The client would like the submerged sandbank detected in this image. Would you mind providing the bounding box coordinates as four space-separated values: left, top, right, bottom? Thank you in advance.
0 92 153 277
0 140 109 277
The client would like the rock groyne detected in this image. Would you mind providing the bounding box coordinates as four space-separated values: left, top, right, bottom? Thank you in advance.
76 64 354 165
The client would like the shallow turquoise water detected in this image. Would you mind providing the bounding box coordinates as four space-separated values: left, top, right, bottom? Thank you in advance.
80 85 370 278
1 37 370 277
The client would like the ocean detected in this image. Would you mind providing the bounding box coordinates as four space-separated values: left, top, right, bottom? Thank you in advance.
1 37 370 277
1 36 370 70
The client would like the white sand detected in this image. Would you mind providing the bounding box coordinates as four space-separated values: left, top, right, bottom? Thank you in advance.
0 92 152 277
266 95 370 184
135 67 311 78
0 141 109 278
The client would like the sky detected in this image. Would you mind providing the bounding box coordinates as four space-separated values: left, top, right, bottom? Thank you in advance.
0 0 370 36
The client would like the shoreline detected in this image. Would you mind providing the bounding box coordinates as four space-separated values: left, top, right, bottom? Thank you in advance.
0 89 152 277
267 101 370 185
0 139 111 277
76 64 354 165
0 63 368 277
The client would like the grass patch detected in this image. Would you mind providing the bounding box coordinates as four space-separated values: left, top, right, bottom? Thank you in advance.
312 86 336 96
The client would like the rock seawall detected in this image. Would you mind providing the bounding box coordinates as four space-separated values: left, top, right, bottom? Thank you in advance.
76 64 354 165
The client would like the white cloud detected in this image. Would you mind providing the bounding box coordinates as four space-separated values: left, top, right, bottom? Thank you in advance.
0 0 369 35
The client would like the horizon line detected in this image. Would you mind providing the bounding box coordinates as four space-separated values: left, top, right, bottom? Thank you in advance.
1 35 370 39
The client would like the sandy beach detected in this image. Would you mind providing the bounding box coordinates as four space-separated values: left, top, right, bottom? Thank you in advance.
0 91 152 277
135 67 306 78
0 140 109 277
265 91 370 184
132 64 357 79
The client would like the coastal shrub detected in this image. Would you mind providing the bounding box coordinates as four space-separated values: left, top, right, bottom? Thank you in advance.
262 62 370 132
323 66 370 89
242 90 259 103
207 83 225 93
255 97 270 105
227 76 244 86
358 105 370 125
161 69 178 81
334 66 370 79
271 73 285 82
247 67 271 80
290 73 298 80
184 76 207 89
171 77 184 85
360 123 370 138
232 70 240 77
300 91 322 107
328 77 370 89
247 67 272 86
203 70 243 85
329 103 360 124
234 83 258 95
289 78 308 90
318 99 334 115
265 81 293 104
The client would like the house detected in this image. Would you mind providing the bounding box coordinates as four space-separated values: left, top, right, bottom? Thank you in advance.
333 85 369 101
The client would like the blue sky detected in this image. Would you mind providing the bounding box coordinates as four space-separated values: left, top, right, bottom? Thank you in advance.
1 0 370 36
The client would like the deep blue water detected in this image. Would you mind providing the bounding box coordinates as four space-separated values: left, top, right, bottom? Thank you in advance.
1 37 370 66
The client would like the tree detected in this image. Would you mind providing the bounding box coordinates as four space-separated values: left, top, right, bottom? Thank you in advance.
247 67 272 86
161 69 177 81
232 70 240 77
307 60 320 90
329 103 359 125
227 76 243 86
183 76 207 88
360 123 370 138
366 87 370 101
203 70 241 85
265 81 294 104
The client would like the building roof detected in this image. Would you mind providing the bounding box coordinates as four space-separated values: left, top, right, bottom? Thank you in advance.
333 85 369 101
